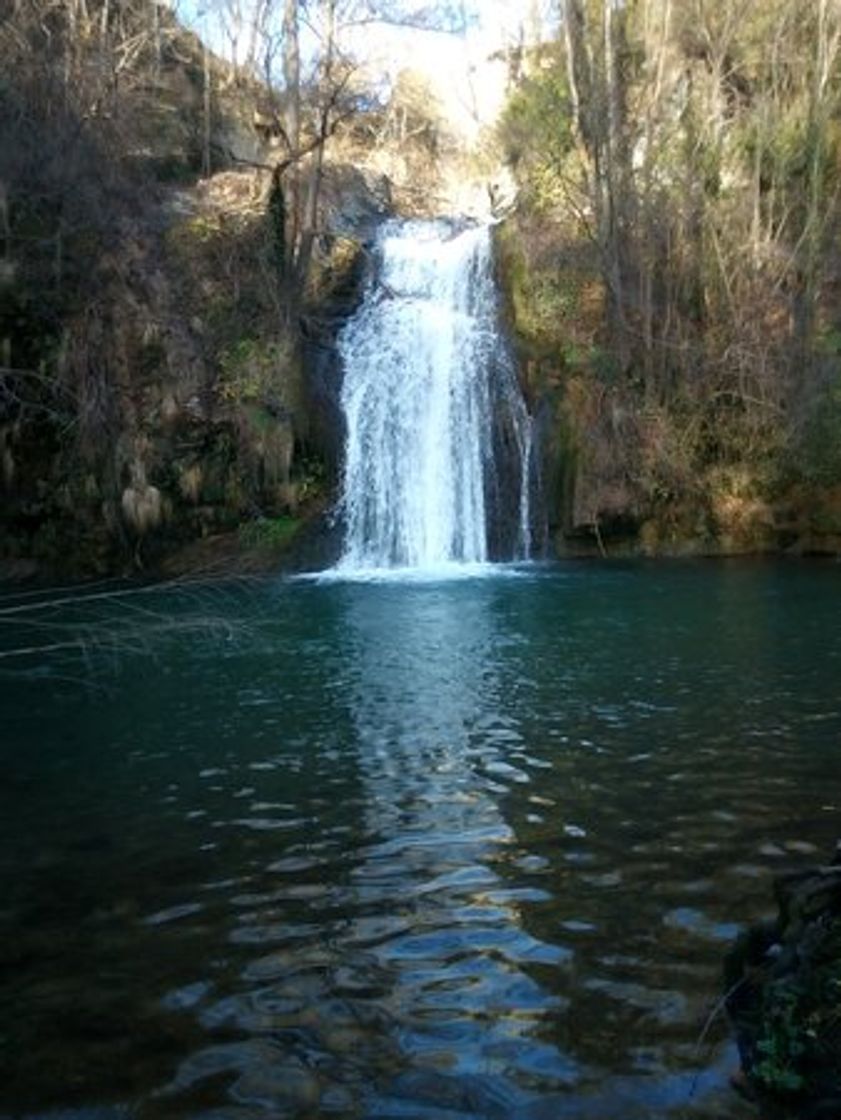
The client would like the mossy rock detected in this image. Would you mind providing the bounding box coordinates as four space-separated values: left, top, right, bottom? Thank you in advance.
238 515 302 554
307 235 364 306
726 852 841 1118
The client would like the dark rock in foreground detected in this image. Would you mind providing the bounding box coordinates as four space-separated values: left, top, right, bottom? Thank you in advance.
726 844 841 1118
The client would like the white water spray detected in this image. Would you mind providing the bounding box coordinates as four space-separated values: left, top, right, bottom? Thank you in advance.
336 220 533 573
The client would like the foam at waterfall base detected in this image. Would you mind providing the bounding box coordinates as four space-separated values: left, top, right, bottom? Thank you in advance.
304 560 538 585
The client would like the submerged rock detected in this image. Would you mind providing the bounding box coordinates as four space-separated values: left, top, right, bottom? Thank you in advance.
725 843 841 1118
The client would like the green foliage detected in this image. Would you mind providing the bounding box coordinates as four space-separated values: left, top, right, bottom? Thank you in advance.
790 371 841 487
753 984 808 1094
167 214 226 247
517 269 577 343
818 328 841 356
747 921 841 1105
219 337 293 405
496 222 599 361
238 515 301 552
558 341 620 389
293 455 327 503
498 62 573 209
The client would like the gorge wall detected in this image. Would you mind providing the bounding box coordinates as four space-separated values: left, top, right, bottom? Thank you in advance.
0 3 398 580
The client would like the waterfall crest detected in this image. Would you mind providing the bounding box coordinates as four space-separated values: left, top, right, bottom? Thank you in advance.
336 219 533 573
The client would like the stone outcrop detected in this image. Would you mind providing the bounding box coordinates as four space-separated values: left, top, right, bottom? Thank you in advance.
0 159 389 579
725 845 841 1119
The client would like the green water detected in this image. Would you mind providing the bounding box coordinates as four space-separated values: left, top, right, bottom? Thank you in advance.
1 560 840 1119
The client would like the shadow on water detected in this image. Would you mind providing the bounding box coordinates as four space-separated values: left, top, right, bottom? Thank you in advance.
1 560 840 1117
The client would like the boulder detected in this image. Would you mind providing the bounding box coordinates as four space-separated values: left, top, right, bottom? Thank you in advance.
725 844 841 1118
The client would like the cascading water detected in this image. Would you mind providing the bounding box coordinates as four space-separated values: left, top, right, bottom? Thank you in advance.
336 219 534 572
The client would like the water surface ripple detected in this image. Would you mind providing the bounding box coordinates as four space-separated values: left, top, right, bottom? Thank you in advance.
2 561 840 1118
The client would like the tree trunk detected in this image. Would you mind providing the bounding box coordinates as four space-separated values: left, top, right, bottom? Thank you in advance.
281 0 301 292
202 39 212 177
600 0 630 373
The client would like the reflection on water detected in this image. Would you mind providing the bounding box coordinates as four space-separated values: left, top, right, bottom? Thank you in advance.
1 561 840 1118
340 584 570 1116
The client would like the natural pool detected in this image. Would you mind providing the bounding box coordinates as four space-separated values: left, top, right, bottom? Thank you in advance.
2 559 840 1119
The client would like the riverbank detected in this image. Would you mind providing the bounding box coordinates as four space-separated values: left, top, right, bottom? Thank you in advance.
5 519 841 589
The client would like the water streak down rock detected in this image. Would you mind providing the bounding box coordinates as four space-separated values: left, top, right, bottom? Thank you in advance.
336 219 533 572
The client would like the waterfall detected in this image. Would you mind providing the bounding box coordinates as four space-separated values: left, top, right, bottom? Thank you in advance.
336 219 533 573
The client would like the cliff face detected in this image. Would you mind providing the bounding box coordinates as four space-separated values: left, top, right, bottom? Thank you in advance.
497 208 841 561
0 2 395 579
2 182 384 579
1 163 391 578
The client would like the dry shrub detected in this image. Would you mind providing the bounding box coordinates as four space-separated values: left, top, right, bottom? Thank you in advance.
121 484 162 536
